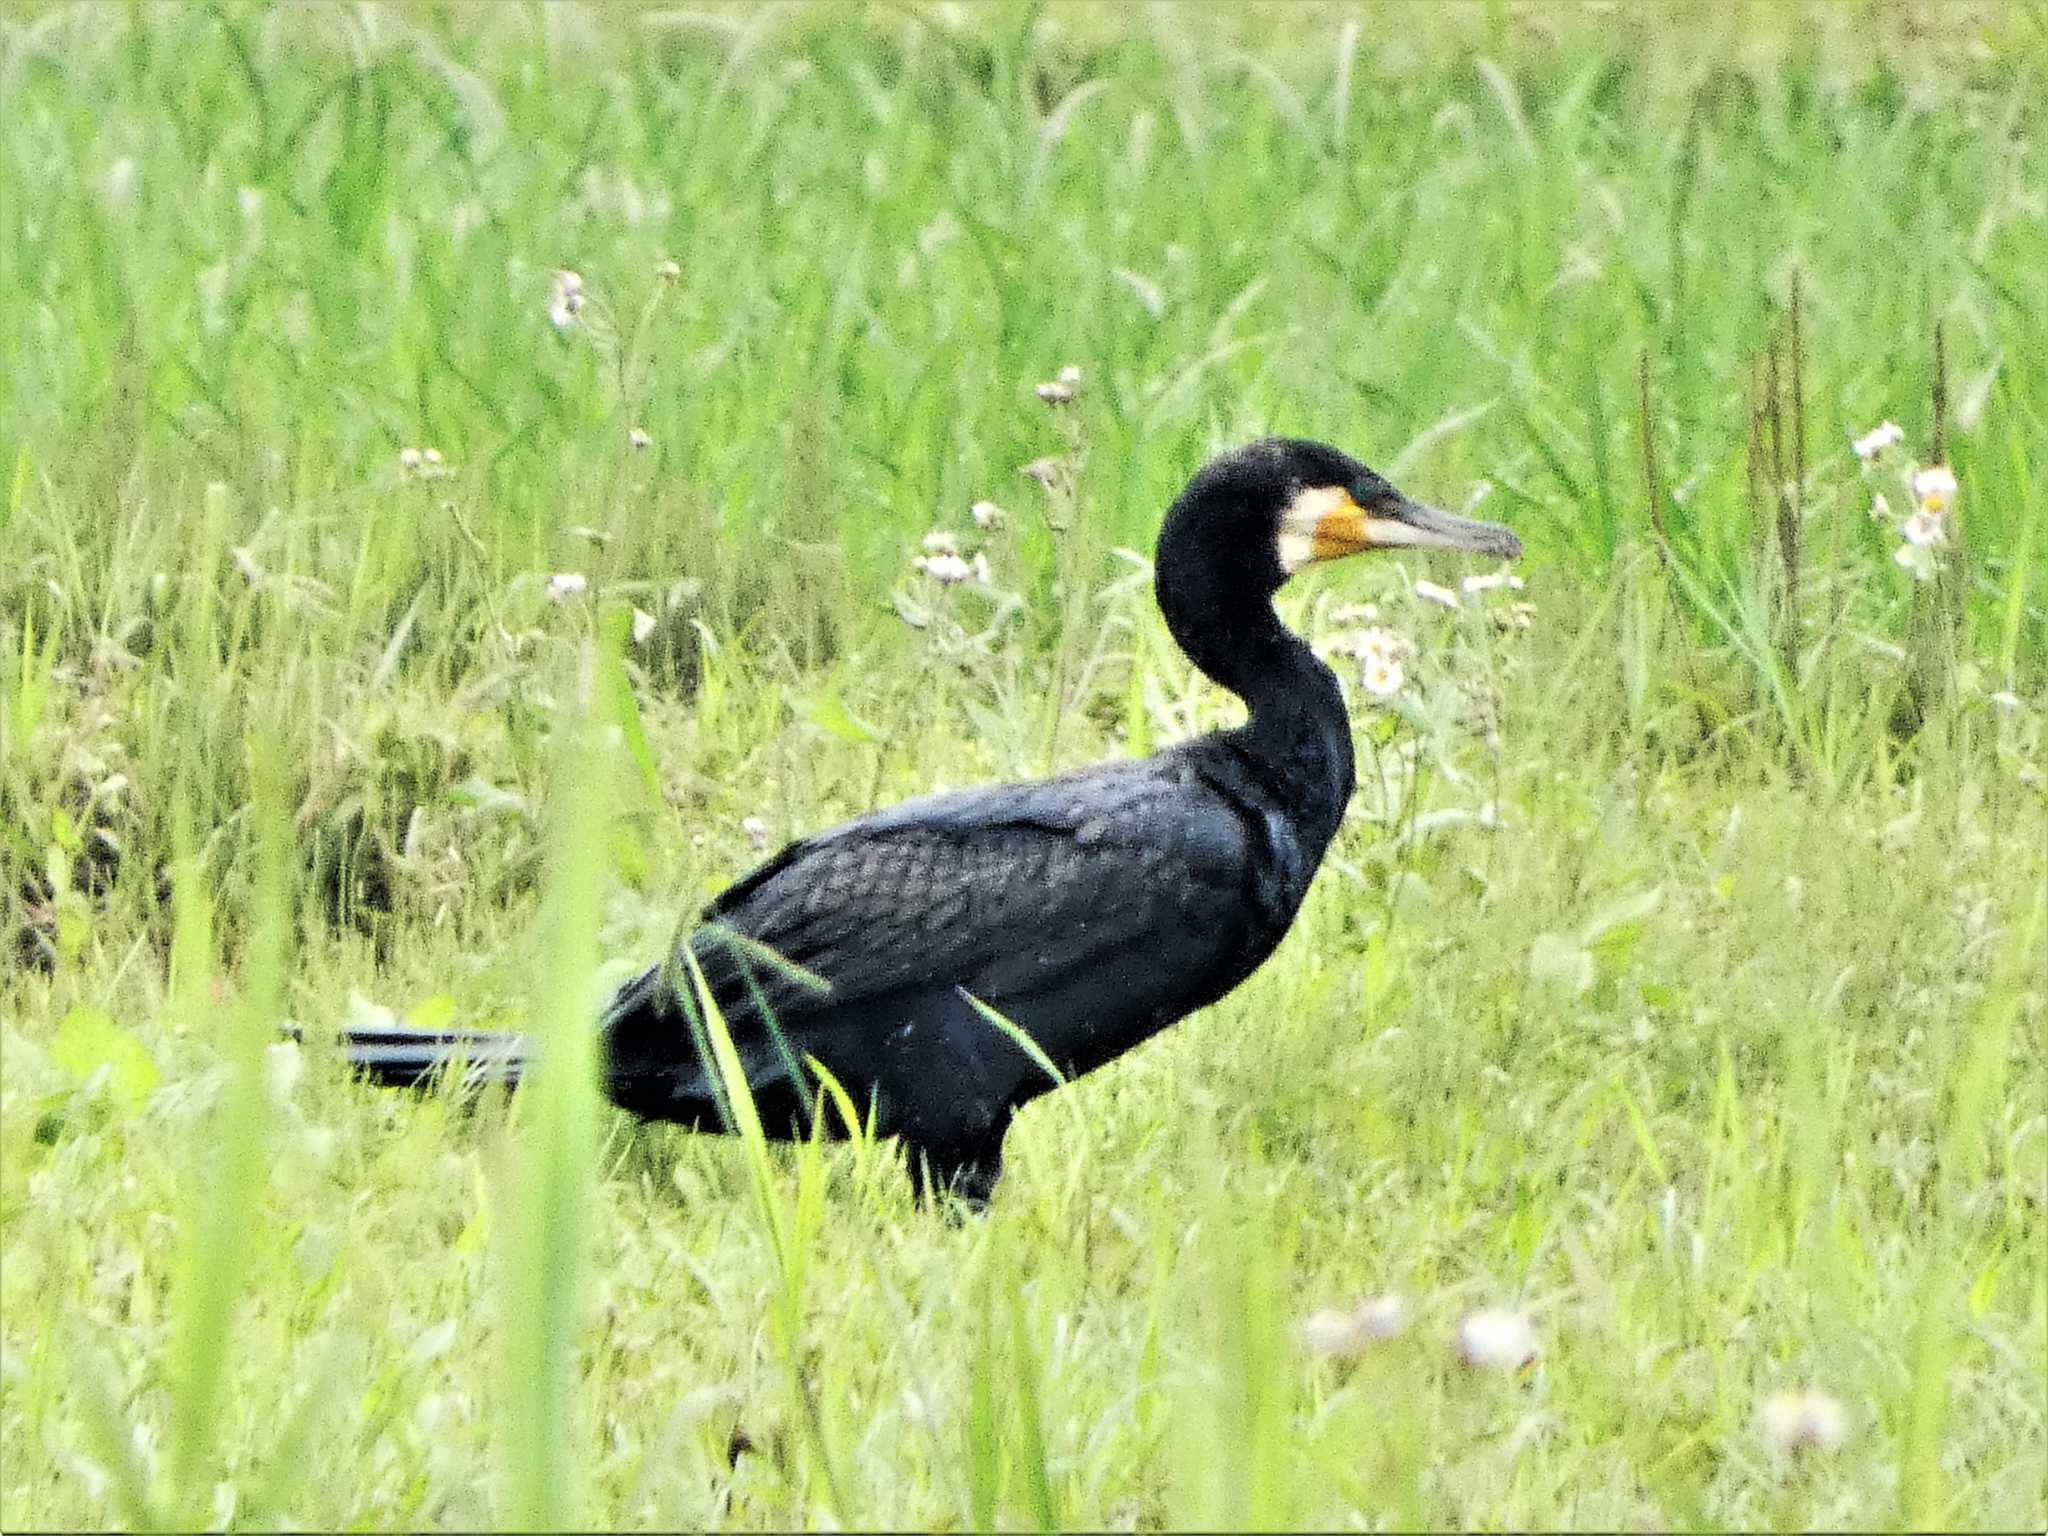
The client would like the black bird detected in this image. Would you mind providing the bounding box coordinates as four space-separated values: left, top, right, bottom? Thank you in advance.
346 438 1521 1205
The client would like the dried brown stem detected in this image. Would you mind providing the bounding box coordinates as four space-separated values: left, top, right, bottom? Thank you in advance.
1777 285 1803 679
1930 320 1948 466
1638 352 1672 575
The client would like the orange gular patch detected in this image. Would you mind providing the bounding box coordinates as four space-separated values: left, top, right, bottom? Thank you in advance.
1310 497 1372 560
1278 485 1372 572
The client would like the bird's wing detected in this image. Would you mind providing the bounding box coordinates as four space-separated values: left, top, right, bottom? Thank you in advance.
685 751 1261 1031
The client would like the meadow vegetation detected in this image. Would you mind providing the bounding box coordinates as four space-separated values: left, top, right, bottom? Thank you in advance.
3 2 2044 1528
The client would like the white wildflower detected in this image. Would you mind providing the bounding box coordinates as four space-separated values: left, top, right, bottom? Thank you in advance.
970 500 1004 530
1901 509 1945 549
1413 578 1460 610
656 258 681 283
1329 602 1379 626
1301 1296 1404 1359
1349 626 1410 666
1461 567 1525 595
547 572 589 602
1757 1389 1848 1454
631 607 658 646
1911 464 1957 514
567 525 610 546
105 157 137 207
549 269 586 329
1894 542 1936 582
628 426 651 451
1867 492 1891 524
921 530 960 556
1360 655 1405 698
740 815 770 852
1988 690 2020 713
1455 1308 1538 1370
971 551 992 585
1034 365 1082 404
402 446 448 480
1302 1309 1362 1357
1851 421 1904 462
1356 1294 1407 1341
915 552 975 585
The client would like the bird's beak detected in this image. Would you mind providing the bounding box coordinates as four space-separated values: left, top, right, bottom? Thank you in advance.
1306 486 1523 563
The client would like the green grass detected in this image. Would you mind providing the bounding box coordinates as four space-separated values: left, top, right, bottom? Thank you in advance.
4 1 2046 1528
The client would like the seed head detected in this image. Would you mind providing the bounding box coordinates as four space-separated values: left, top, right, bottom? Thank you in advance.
631 607 657 646
656 258 682 283
547 572 589 602
741 815 771 852
970 500 1004 530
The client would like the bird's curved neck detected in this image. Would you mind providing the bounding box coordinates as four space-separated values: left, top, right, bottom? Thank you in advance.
1175 599 1356 846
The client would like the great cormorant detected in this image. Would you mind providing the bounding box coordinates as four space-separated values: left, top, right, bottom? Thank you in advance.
346 438 1522 1204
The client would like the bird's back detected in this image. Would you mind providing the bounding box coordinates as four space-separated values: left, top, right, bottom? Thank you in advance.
599 736 1315 1145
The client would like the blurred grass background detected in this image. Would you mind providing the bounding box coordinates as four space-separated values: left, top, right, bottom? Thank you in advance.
3 1 2044 1529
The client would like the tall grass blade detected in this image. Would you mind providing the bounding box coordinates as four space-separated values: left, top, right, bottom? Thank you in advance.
497 627 616 1529
163 731 289 1519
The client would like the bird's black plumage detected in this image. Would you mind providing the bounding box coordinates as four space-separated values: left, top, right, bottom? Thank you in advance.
347 437 1521 1204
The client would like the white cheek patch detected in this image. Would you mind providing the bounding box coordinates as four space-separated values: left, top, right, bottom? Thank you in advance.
1274 485 1350 574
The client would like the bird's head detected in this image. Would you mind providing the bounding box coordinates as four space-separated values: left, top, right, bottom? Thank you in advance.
1154 437 1522 687
1165 437 1521 594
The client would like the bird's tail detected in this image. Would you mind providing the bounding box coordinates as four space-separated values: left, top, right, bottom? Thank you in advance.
339 961 673 1102
343 1024 529 1092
